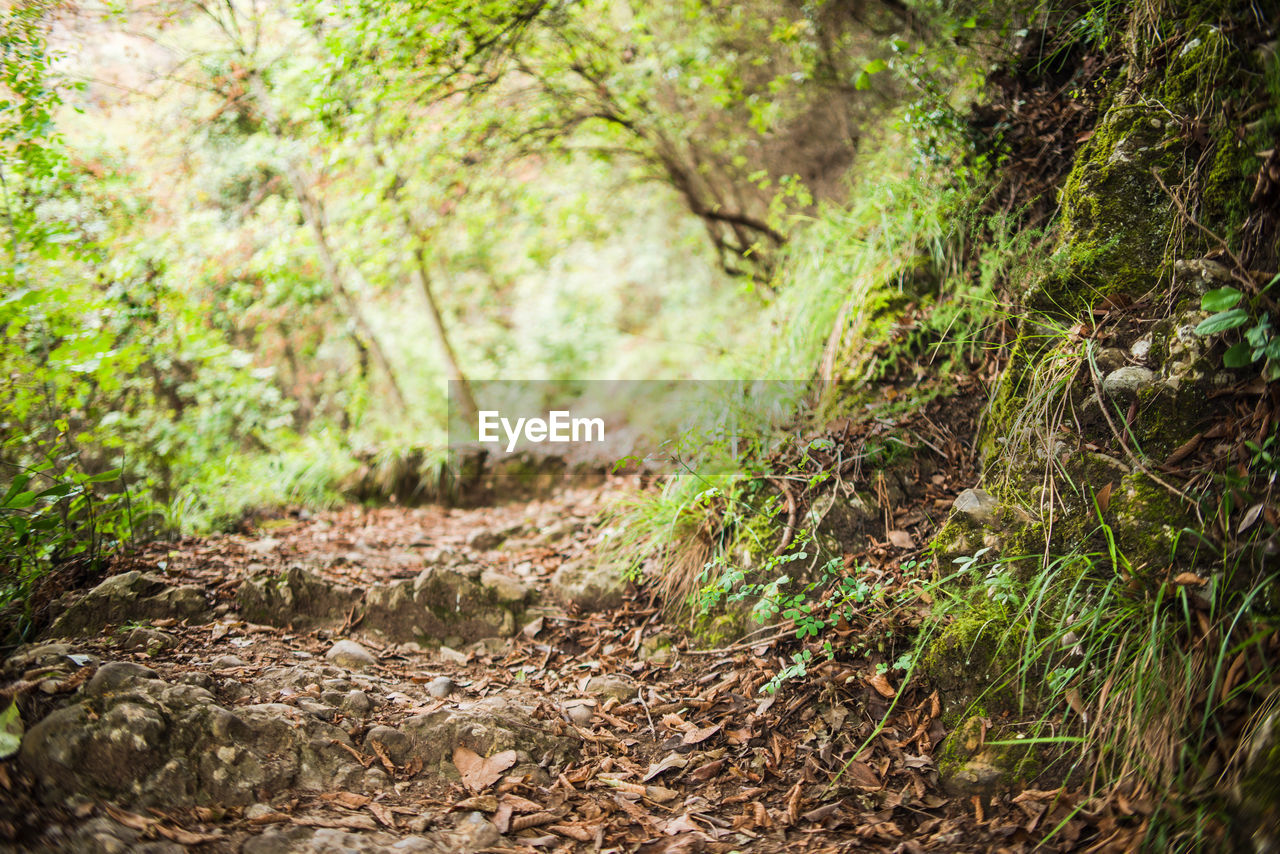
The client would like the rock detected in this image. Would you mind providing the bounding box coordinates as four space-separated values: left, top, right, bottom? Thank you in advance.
244 803 277 820
465 524 522 551
1130 335 1153 362
210 654 247 668
468 636 509 657
295 698 334 719
1101 365 1156 398
237 567 363 630
438 646 469 666
400 696 577 781
25 816 185 854
563 701 594 726
20 668 363 806
426 677 455 698
360 568 516 646
86 661 159 696
364 725 414 766
342 690 373 714
952 489 999 526
808 488 879 558
480 570 530 605
1174 257 1234 294
421 547 465 567
639 633 674 665
46 571 210 637
1092 347 1127 376
550 559 627 612
244 536 282 556
937 717 1033 800
536 519 579 544
121 627 177 653
584 674 637 702
325 640 377 670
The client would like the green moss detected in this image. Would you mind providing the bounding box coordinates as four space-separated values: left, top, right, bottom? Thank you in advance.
921 599 1022 726
1031 102 1181 313
1107 472 1201 574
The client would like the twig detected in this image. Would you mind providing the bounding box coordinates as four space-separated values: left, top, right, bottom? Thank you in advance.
680 622 796 655
636 689 657 739
770 478 798 555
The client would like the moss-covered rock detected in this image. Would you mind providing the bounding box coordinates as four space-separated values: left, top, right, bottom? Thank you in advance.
920 598 1022 727
936 715 1041 800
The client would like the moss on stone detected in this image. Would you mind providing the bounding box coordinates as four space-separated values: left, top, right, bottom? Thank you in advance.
921 598 1023 726
1107 472 1201 574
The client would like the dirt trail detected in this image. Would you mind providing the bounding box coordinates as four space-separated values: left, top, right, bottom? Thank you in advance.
1 487 1094 854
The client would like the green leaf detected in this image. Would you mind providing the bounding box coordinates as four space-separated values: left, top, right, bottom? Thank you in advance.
0 701 22 760
863 59 887 74
1200 287 1242 312
85 468 122 483
853 70 870 90
1222 341 1253 367
1 475 31 505
4 491 36 510
36 483 77 500
1195 309 1250 335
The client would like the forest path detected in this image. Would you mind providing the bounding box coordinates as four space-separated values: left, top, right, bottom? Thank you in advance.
3 488 1080 853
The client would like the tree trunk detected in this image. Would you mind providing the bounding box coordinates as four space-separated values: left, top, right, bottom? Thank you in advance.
406 240 479 425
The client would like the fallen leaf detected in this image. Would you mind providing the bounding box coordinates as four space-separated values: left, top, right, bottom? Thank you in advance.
324 791 371 809
453 747 518 792
660 713 689 731
104 805 152 831
500 794 544 813
1095 482 1113 513
1239 502 1265 534
662 813 703 835
643 753 688 782
887 530 915 549
645 785 681 803
866 671 896 698
523 616 544 638
154 826 223 845
842 760 880 788
688 758 725 781
1172 572 1207 586
681 724 720 746
367 803 397 829
548 824 595 842
452 795 498 813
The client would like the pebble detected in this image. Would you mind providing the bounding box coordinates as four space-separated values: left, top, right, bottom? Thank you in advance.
564 701 594 726
438 646 469 666
426 676 455 698
325 640 377 670
953 488 999 526
244 803 276 820
1102 366 1156 398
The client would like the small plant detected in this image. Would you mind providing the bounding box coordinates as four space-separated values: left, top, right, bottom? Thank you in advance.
1 450 135 638
1194 279 1280 380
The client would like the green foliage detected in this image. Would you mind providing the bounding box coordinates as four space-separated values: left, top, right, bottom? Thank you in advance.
1194 279 1280 380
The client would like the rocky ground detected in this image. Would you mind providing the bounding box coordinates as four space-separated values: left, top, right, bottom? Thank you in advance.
0 486 1132 854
